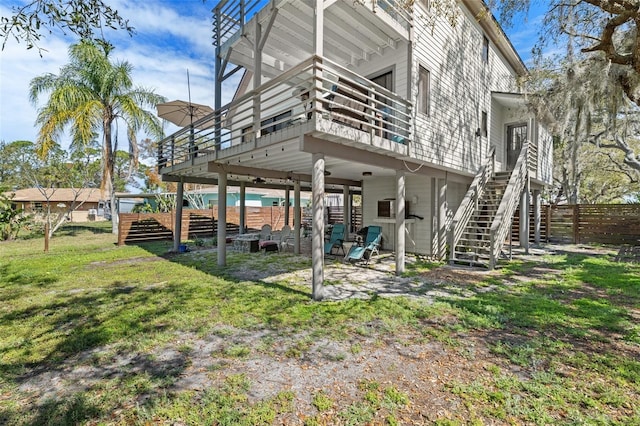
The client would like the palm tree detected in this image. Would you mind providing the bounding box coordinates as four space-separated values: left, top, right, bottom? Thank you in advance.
30 39 165 233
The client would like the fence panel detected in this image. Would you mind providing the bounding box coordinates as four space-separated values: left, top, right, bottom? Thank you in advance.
547 204 640 245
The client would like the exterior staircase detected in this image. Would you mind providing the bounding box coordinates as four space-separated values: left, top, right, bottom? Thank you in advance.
449 143 531 269
452 172 510 266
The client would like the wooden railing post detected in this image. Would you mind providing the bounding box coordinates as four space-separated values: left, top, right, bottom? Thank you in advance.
573 205 580 244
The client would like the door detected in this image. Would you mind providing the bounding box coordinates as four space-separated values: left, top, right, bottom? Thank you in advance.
369 70 393 138
506 123 527 170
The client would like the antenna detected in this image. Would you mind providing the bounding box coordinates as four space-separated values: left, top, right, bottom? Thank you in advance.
187 69 193 124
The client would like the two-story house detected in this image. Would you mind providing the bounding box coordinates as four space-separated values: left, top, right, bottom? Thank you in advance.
157 0 553 299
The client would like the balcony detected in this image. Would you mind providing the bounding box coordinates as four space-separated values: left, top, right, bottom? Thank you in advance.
214 0 412 77
158 55 412 180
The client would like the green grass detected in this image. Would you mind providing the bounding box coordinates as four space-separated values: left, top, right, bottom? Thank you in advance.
1 232 639 425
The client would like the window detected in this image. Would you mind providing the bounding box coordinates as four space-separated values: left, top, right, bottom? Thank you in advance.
261 110 292 135
481 111 488 137
482 36 489 63
418 65 430 116
32 202 43 212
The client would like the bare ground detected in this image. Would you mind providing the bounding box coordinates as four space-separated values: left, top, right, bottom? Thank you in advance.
16 244 640 424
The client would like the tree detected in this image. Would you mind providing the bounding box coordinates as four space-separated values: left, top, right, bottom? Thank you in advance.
29 40 165 233
0 140 40 189
1 0 133 54
0 187 30 241
484 0 640 204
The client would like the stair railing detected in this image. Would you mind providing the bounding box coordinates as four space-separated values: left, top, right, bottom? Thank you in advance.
489 142 529 269
448 146 495 263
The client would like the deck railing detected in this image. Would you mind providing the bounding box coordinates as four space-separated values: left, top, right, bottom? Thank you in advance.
157 55 413 169
448 146 495 263
213 0 262 47
489 142 529 268
213 0 412 48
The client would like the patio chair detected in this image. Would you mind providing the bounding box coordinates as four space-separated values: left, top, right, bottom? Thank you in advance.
345 225 382 264
282 226 304 252
259 224 272 241
324 223 345 255
271 225 291 250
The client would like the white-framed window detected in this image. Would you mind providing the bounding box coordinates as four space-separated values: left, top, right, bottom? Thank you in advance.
482 35 489 63
418 65 430 116
481 111 488 137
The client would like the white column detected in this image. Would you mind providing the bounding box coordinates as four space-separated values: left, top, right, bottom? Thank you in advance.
285 187 290 226
252 19 262 143
311 153 325 301
218 172 227 266
313 0 323 57
294 180 301 254
519 184 530 254
343 185 350 240
396 170 406 275
239 182 246 234
173 180 184 252
437 178 448 260
533 189 541 244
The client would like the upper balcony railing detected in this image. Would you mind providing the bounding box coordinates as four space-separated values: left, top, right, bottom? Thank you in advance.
213 0 412 48
213 0 262 47
157 55 412 170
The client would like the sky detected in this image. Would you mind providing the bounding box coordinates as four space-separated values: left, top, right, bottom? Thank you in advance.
0 0 548 149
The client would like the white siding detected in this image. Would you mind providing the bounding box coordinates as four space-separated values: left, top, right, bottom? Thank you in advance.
411 5 521 174
537 124 553 185
350 41 409 98
362 175 467 255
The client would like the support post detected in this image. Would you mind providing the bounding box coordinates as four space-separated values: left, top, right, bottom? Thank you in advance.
311 153 325 301
437 178 448 260
294 180 301 254
396 170 406 275
173 180 184 252
239 182 246 234
253 19 262 143
285 187 291 226
519 181 530 254
533 189 541 244
218 172 227 266
342 185 350 240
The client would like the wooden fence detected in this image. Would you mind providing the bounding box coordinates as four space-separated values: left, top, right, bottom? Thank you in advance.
547 204 640 245
119 204 639 247
511 204 640 245
119 205 364 245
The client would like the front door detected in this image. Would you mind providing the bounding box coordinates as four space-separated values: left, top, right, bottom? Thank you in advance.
506 123 527 170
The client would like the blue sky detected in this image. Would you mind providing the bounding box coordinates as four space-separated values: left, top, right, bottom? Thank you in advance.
0 0 548 148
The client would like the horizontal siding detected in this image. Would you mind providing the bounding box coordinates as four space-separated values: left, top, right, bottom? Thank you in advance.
362 175 469 255
411 4 520 174
537 124 553 185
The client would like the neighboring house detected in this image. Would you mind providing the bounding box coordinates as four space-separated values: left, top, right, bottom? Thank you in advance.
157 0 554 292
9 188 109 222
198 186 311 207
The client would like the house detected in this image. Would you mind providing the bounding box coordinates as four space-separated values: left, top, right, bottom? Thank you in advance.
156 0 553 298
9 188 109 222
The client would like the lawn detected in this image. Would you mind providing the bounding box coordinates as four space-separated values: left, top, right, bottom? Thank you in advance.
0 227 638 425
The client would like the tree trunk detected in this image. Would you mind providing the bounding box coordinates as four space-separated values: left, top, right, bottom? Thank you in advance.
103 117 118 234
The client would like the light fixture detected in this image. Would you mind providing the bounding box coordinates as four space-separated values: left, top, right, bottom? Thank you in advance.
253 177 266 184
362 171 372 177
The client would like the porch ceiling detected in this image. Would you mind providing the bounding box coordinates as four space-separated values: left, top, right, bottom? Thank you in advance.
164 137 396 189
223 0 408 78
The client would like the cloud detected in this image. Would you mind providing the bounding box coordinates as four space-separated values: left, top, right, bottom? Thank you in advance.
0 0 230 147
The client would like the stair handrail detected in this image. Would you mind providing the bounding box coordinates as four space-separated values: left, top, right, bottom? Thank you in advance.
489 142 529 268
448 146 495 262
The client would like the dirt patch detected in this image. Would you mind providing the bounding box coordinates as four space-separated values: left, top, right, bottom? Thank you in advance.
16 244 639 424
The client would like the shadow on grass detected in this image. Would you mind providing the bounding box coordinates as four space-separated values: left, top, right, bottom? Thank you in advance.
444 250 640 379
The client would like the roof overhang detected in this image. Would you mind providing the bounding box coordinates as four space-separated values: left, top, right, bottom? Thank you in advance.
461 0 528 77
